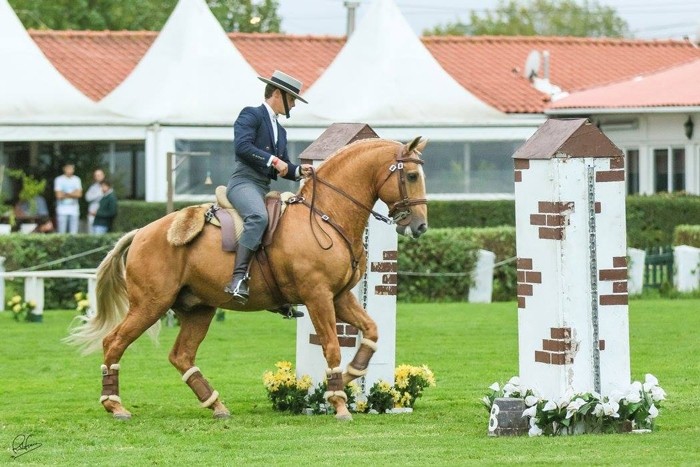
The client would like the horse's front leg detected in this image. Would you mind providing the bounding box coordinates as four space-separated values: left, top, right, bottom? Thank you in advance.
333 291 378 386
304 291 352 421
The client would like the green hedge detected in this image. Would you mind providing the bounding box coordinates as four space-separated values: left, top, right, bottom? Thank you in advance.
626 194 700 247
0 234 121 308
397 228 478 302
674 225 700 248
114 194 700 248
427 200 515 228
112 200 202 232
397 226 517 303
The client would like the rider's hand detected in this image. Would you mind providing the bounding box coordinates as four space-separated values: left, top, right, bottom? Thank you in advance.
273 158 289 177
300 164 314 178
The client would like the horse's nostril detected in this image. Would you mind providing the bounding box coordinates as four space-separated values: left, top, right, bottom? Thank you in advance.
417 223 427 235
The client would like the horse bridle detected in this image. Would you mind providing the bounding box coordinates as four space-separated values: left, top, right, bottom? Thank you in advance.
303 146 427 226
376 148 427 226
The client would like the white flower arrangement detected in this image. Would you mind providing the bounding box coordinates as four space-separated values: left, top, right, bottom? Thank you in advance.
483 374 666 436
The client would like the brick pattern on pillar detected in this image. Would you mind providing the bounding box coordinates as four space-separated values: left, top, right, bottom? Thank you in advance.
534 327 574 365
598 256 629 306
372 250 397 296
514 159 529 183
596 156 625 183
517 258 542 309
530 201 574 241
309 322 360 348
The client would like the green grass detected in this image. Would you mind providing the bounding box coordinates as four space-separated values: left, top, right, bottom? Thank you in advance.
1 300 699 465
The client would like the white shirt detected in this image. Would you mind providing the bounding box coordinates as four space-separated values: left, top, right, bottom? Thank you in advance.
263 102 278 146
54 174 82 216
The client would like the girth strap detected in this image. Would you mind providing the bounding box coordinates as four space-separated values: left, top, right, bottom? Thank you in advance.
255 247 288 307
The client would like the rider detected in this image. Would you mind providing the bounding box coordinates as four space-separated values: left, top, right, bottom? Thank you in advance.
224 70 313 316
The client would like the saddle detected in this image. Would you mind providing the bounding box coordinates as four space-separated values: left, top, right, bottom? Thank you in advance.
210 185 294 251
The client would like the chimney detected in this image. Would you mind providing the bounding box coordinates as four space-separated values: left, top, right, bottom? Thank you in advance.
345 1 360 37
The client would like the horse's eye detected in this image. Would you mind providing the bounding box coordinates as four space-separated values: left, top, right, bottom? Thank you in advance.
407 173 419 182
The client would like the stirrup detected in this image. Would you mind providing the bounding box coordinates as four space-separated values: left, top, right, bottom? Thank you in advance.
225 277 249 303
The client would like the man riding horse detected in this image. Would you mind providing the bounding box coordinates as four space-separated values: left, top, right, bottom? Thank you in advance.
224 70 313 317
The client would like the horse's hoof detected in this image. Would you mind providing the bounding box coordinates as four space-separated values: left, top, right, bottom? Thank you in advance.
335 413 353 421
213 410 231 419
113 413 132 421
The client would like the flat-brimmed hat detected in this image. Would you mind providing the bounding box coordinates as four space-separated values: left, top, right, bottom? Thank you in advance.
258 70 308 103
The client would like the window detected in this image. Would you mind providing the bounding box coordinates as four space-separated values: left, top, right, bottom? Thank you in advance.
423 140 523 196
653 147 685 193
625 149 639 195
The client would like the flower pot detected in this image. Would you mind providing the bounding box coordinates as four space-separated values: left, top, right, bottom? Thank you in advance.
20 223 37 234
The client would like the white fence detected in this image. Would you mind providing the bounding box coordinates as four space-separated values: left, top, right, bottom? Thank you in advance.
0 257 96 317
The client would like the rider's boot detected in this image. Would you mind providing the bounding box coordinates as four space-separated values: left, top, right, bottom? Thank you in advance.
224 244 255 304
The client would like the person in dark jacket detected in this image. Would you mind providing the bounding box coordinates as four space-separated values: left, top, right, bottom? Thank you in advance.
92 180 117 234
224 70 312 310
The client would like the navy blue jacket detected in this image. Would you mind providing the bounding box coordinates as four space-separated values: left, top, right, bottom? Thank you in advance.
232 104 299 183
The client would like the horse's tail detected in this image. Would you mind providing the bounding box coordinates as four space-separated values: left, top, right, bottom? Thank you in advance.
64 229 160 354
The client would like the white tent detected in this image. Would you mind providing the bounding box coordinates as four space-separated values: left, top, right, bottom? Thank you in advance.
100 0 261 125
292 0 508 126
0 0 126 127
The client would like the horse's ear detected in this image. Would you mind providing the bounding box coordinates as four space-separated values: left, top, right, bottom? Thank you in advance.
405 136 428 156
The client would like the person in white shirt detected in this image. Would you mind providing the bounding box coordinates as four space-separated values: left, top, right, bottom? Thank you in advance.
85 168 105 233
54 162 83 234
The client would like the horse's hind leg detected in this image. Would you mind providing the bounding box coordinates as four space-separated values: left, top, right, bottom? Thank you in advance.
101 307 165 420
169 306 230 419
333 291 379 386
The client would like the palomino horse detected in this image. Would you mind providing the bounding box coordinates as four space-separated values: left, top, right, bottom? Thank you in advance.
66 137 428 421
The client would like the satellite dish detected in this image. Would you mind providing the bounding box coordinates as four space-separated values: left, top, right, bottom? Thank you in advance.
524 50 541 80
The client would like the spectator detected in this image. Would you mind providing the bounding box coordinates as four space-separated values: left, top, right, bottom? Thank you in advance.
54 162 82 233
85 168 105 233
14 194 49 218
92 180 117 234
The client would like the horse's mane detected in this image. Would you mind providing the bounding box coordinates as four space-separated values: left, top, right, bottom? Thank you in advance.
298 138 399 198
314 138 399 175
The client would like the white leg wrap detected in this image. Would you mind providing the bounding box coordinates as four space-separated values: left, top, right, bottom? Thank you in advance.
324 390 348 402
360 338 378 351
346 365 368 377
182 366 201 382
325 367 342 376
200 390 219 408
99 395 122 404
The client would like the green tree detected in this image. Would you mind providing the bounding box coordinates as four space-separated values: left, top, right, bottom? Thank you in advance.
424 0 629 38
8 0 281 32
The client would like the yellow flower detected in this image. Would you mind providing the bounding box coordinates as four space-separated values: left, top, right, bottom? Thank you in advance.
355 400 368 412
11 295 21 304
13 304 22 313
296 374 313 391
27 300 36 309
78 299 89 310
275 361 292 371
74 292 84 301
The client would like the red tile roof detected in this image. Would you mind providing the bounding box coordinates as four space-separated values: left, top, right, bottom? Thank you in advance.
31 30 156 101
423 36 700 113
30 31 700 114
549 58 700 110
230 33 344 94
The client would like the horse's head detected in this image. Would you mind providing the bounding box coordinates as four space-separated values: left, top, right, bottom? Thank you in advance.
377 137 429 239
